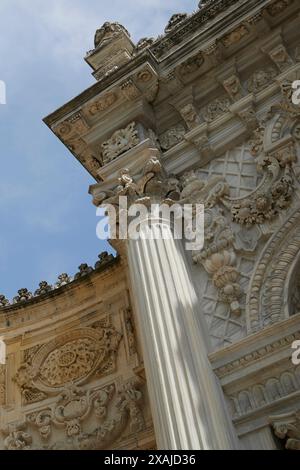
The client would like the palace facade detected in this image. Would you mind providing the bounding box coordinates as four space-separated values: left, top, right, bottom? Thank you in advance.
1 0 300 450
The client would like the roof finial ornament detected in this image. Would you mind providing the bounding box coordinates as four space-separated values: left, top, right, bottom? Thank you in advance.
198 0 211 7
164 13 188 34
94 22 130 49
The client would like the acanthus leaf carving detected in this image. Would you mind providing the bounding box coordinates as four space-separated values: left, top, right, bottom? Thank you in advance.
25 379 145 450
87 92 117 116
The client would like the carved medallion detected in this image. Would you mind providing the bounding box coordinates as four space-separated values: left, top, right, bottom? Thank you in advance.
14 326 122 402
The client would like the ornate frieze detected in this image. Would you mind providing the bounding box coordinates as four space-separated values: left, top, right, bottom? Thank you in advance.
150 0 242 59
22 379 144 450
55 112 90 139
78 381 144 450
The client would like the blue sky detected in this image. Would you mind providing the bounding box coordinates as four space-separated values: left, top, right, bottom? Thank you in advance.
0 0 197 300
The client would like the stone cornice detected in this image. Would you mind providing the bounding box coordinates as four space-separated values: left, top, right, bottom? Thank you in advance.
44 0 287 129
150 0 268 60
209 313 300 379
43 51 157 128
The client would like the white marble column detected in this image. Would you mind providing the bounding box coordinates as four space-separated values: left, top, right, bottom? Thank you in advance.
127 218 240 450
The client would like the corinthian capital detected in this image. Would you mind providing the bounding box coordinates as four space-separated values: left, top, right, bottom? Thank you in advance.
90 154 181 209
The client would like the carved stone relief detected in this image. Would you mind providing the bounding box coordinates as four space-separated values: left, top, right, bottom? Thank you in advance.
202 97 231 122
159 124 186 151
101 122 139 164
246 68 277 94
19 379 145 450
14 325 122 404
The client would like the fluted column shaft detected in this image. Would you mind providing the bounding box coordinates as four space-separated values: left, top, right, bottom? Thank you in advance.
127 219 239 450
